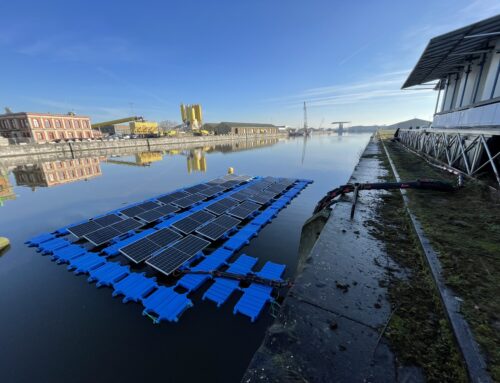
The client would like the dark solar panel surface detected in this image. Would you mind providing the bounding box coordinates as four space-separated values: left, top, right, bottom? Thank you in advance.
85 227 121 246
147 228 182 247
120 206 145 218
147 247 193 276
227 201 260 219
173 234 210 255
196 223 229 241
93 214 122 227
230 190 253 201
172 217 202 234
67 221 102 238
205 198 239 215
157 191 190 204
200 186 225 197
196 214 240 240
212 214 241 229
136 209 164 223
155 204 179 215
121 238 161 263
137 201 159 211
189 210 215 223
185 184 209 194
111 218 142 233
172 193 206 208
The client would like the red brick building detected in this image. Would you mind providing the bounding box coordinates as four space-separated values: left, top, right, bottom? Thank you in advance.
0 112 95 144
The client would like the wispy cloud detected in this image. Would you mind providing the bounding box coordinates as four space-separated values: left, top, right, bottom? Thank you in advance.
337 44 370 66
265 68 431 110
15 35 135 64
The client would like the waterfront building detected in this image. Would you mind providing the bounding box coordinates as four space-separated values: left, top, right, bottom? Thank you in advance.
0 111 95 144
203 122 279 135
388 118 431 130
403 15 500 129
399 14 500 186
13 157 102 188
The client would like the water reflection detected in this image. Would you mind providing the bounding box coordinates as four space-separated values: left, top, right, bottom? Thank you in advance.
13 157 103 189
0 170 15 205
0 137 282 204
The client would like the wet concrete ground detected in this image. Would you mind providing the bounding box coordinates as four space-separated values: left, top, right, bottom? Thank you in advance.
242 138 423 383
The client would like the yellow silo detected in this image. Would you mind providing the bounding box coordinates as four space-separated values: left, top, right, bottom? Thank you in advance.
193 104 203 124
180 104 187 123
188 106 196 124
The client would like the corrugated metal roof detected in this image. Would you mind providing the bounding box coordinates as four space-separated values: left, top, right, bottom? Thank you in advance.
403 14 500 88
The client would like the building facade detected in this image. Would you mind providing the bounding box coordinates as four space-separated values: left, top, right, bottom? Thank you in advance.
403 15 500 129
204 122 279 135
0 112 95 144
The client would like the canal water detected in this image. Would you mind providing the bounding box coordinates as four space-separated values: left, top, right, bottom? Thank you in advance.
0 134 370 383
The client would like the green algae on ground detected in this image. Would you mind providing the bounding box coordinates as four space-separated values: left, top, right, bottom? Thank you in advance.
365 142 468 382
383 140 500 381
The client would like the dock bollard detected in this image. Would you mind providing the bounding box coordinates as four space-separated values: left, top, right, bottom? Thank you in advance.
228 167 234 174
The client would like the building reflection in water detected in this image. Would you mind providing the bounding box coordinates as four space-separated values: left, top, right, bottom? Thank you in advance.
13 157 103 188
0 137 281 205
0 170 16 205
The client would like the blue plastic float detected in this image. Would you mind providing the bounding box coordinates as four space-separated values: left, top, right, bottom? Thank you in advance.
26 174 312 324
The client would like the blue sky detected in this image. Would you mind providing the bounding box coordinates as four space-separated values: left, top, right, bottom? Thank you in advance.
1 0 499 127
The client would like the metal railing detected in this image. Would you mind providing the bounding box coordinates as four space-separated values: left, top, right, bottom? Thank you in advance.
396 128 500 187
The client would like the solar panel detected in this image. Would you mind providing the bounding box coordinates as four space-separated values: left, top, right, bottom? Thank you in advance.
200 186 225 197
147 228 182 247
266 184 287 194
211 214 241 229
136 209 165 223
171 217 202 234
172 234 210 255
84 227 121 246
230 190 253 201
172 193 206 208
185 183 209 194
111 218 142 233
93 214 123 227
137 201 159 211
248 192 276 205
67 221 102 238
120 238 161 264
221 180 240 188
157 191 190 204
196 215 241 240
120 206 145 218
205 198 239 215
155 204 179 215
277 178 296 187
227 201 260 219
195 223 228 241
207 178 225 185
147 247 193 276
189 210 215 223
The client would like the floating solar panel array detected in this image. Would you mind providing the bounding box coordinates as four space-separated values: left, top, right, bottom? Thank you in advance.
26 174 312 324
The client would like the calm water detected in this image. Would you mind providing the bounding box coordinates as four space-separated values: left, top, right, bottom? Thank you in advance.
0 134 370 383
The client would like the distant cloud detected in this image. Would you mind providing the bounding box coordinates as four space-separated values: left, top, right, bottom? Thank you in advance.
266 68 433 110
15 35 135 64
